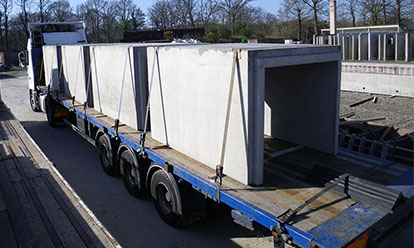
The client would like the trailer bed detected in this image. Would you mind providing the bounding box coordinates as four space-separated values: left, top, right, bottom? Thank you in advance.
0 100 119 248
59 96 414 247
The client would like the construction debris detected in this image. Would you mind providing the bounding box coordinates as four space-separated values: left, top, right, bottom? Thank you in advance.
349 96 375 107
340 116 386 124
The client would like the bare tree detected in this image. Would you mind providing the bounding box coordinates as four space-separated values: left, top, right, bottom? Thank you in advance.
15 0 31 34
381 0 391 24
198 0 218 26
49 0 73 22
99 0 118 42
0 0 13 49
391 0 412 25
130 7 145 30
77 0 105 42
37 0 50 22
282 0 308 40
171 0 197 27
301 0 325 35
148 0 175 29
344 0 358 26
220 0 252 36
116 0 136 32
362 0 382 25
359 2 368 25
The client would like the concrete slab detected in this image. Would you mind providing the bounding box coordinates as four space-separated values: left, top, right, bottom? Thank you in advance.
148 44 341 185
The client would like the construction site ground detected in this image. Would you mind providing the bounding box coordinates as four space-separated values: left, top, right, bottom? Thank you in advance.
340 91 414 131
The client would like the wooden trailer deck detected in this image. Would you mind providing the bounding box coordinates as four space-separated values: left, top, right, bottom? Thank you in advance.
61 97 412 235
0 100 119 248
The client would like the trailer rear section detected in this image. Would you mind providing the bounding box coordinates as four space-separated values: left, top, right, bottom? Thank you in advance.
44 94 413 248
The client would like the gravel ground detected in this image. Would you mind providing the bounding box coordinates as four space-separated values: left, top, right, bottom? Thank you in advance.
340 91 414 131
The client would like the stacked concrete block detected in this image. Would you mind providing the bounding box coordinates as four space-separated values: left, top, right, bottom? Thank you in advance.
148 44 341 185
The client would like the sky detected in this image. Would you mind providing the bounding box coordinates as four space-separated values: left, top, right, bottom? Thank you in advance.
67 0 283 15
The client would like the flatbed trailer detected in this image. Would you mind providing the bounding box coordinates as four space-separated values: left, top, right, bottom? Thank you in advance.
0 99 119 247
45 93 413 248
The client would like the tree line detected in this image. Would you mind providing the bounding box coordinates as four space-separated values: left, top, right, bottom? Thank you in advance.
0 0 413 51
278 0 413 41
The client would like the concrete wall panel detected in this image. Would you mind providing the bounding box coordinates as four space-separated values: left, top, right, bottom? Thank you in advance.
60 45 91 105
359 33 368 60
369 33 379 60
342 62 414 97
90 45 148 131
148 46 251 184
43 45 60 91
395 33 405 61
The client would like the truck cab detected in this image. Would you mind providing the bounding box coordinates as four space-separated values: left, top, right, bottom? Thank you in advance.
24 22 87 112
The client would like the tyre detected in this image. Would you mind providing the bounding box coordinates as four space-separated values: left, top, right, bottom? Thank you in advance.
121 149 145 197
29 90 40 112
45 95 56 126
97 135 117 176
151 170 182 226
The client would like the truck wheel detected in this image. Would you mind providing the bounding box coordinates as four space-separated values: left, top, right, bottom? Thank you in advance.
97 135 117 176
151 170 182 226
120 149 145 197
45 95 56 126
29 90 40 112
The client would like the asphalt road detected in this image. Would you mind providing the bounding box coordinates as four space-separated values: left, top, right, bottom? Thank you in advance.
0 75 275 248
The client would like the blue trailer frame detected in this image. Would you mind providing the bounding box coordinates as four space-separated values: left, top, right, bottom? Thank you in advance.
54 96 413 248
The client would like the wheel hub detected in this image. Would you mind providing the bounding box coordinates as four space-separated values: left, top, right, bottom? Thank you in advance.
165 192 171 202
128 165 136 185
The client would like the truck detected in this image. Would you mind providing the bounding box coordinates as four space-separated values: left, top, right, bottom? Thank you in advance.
20 22 87 112
26 29 413 248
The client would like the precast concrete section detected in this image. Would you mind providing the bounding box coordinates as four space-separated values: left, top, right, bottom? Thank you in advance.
60 45 92 106
358 33 368 60
89 44 149 131
43 45 60 91
148 44 341 185
342 62 414 97
42 43 187 131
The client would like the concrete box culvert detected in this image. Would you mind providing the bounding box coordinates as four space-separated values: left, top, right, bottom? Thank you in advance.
148 44 341 185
